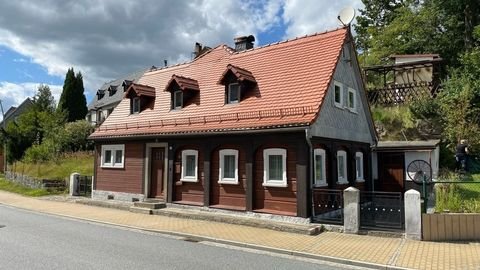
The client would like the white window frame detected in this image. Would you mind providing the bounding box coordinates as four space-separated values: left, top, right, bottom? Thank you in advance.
263 148 287 187
347 87 357 112
132 97 140 114
334 81 343 108
218 149 239 184
355 152 364 182
337 150 348 184
173 90 183 110
227 83 240 104
314 148 327 187
101 144 125 169
181 149 198 182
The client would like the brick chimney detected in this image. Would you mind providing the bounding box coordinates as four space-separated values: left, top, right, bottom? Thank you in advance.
234 35 255 51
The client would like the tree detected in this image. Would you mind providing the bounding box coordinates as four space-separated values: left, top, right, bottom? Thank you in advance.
57 68 87 122
34 84 55 113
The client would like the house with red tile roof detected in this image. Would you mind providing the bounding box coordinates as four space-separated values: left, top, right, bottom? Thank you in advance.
89 27 377 220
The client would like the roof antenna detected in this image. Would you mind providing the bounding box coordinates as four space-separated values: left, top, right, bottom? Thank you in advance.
337 6 355 26
164 60 168 67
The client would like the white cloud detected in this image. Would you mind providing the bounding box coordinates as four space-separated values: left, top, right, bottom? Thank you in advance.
282 0 364 38
0 82 62 118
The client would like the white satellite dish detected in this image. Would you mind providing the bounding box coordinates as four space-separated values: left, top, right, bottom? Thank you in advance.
337 6 355 26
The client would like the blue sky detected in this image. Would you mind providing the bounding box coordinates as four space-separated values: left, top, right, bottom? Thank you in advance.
0 0 362 117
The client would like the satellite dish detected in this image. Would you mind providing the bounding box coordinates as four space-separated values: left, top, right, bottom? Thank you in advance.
337 6 355 26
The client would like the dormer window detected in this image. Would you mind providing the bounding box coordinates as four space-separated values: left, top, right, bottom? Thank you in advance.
164 75 199 110
173 91 183 109
122 80 133 92
132 97 141 113
124 83 155 115
108 85 118 96
218 64 256 105
97 90 105 100
227 83 240 104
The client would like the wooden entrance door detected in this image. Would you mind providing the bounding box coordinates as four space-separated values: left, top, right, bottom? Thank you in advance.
378 152 405 192
149 148 165 198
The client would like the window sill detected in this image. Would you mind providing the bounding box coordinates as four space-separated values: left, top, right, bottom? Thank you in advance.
218 180 239 185
336 180 349 185
180 178 198 183
313 183 328 188
334 103 344 109
347 108 357 114
101 164 124 169
356 178 365 182
262 181 288 188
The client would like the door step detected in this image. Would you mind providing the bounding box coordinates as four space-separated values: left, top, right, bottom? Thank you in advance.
132 200 166 210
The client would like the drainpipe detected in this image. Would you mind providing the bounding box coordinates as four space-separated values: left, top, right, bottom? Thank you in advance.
305 128 314 222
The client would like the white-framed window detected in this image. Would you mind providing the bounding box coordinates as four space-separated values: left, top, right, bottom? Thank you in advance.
181 150 198 182
101 144 125 168
227 83 240 104
337 150 348 184
347 88 356 111
334 81 343 108
263 148 287 187
132 97 141 114
218 149 239 184
355 152 364 181
314 148 327 186
173 90 183 109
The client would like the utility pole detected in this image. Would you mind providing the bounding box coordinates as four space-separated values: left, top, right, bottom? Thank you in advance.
0 99 6 174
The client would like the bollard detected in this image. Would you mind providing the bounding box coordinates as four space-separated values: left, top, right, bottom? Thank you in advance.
405 189 422 240
343 187 360 234
69 172 80 196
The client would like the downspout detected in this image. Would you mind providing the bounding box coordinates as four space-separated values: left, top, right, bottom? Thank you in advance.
305 128 314 222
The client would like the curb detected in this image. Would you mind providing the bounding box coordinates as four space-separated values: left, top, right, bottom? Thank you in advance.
0 201 411 270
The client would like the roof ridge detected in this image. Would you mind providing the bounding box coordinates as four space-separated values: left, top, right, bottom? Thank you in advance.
101 67 149 87
232 27 348 55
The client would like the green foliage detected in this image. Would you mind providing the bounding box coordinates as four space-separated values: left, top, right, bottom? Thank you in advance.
59 120 94 152
13 152 93 180
371 105 419 140
57 68 88 122
0 177 55 197
33 84 55 113
435 173 480 213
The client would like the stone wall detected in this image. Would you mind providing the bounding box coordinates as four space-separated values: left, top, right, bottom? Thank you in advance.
5 171 66 191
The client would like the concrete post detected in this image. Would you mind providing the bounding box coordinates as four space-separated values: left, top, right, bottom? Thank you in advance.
69 172 80 196
405 189 422 240
343 187 360 234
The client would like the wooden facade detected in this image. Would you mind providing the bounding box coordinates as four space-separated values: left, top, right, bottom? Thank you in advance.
93 132 372 218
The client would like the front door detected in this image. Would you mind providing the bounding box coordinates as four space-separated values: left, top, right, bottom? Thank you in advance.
378 152 405 192
149 148 165 198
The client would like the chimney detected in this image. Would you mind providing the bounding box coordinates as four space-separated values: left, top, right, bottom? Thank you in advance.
194 42 202 58
234 35 255 52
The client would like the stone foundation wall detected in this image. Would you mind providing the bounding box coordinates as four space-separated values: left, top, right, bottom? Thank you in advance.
5 171 66 190
92 190 145 202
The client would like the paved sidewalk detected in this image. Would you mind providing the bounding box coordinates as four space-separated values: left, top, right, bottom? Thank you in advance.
0 191 479 270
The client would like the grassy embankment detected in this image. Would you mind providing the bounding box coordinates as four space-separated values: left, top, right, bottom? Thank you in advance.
435 173 480 213
0 152 94 196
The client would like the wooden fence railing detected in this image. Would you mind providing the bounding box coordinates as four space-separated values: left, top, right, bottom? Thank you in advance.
367 82 441 106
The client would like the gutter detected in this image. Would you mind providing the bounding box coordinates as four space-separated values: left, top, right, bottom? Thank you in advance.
305 128 313 222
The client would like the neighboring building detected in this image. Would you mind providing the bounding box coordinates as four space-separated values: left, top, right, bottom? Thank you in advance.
363 54 443 105
0 97 34 128
86 69 149 126
89 27 377 220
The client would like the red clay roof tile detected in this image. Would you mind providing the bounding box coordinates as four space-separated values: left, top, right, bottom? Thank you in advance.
165 75 200 92
91 27 348 139
124 83 155 98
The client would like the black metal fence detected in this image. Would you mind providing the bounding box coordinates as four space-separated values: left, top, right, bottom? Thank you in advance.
360 191 404 231
77 175 92 197
312 189 344 225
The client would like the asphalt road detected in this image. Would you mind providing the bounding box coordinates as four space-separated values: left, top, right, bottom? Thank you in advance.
0 204 366 270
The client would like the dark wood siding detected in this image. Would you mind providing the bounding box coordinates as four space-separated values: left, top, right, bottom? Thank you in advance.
210 145 247 210
173 146 204 205
95 142 144 194
254 144 297 216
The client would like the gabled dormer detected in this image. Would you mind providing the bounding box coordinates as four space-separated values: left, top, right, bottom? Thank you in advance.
124 83 155 114
122 80 133 92
108 85 118 96
164 75 200 110
97 89 106 100
218 64 256 104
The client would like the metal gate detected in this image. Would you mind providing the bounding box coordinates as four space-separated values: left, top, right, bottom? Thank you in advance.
312 189 343 225
77 175 92 197
360 191 404 231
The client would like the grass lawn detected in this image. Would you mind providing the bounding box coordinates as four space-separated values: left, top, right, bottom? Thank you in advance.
9 152 94 180
0 177 58 197
435 173 480 213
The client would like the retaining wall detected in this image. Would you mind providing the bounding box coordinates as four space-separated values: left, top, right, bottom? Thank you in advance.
5 171 66 191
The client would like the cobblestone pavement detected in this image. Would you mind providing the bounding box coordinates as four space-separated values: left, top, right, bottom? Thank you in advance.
1 191 480 270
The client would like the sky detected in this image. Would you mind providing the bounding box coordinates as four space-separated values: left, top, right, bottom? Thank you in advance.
0 0 363 117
